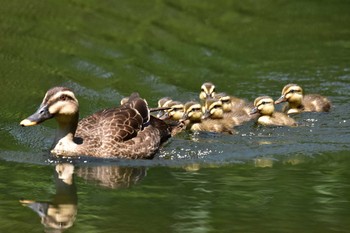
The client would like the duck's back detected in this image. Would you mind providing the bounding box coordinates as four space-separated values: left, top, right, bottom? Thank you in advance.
74 94 171 159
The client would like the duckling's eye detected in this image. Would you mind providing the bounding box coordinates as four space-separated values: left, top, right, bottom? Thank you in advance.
289 90 296 94
261 101 266 105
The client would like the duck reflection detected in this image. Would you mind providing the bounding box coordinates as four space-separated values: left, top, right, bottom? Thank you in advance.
75 165 147 189
20 163 146 231
20 163 77 232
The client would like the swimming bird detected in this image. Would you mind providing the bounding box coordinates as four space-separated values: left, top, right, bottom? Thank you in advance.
184 99 236 134
275 84 331 114
157 100 184 121
199 82 216 100
20 87 174 159
251 96 297 126
200 83 254 123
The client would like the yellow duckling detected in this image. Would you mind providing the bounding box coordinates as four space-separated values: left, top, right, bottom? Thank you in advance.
182 101 203 128
275 84 331 114
214 92 256 124
200 82 254 122
157 100 184 121
251 96 297 126
199 82 216 100
197 98 236 134
183 101 234 133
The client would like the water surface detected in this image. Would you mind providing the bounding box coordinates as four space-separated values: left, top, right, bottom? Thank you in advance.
0 0 350 232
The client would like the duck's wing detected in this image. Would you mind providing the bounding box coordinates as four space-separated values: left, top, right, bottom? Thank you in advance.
76 106 145 145
121 92 150 126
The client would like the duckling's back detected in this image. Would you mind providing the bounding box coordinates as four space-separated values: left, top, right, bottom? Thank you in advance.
303 94 331 112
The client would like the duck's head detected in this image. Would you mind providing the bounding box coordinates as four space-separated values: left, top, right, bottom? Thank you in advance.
182 101 202 122
202 98 223 119
199 82 216 100
215 92 232 112
275 84 303 105
20 87 79 127
251 96 275 116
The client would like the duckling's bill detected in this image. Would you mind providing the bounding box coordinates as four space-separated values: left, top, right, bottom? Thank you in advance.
274 95 286 104
250 107 259 115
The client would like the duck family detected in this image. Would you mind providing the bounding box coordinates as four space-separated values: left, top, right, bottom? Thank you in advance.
20 83 331 159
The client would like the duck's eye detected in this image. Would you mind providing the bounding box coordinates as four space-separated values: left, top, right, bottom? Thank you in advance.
289 90 296 94
59 95 67 101
261 101 266 105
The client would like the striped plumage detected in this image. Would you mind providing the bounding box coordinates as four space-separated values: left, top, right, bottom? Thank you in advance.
251 96 296 126
275 84 331 114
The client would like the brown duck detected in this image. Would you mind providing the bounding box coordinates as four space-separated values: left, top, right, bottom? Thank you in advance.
20 87 174 159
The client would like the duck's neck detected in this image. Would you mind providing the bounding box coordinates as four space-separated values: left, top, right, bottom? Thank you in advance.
52 113 79 151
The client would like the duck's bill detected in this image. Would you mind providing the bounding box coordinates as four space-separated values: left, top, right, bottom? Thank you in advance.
250 107 259 115
157 112 168 120
181 113 189 121
20 199 49 217
274 95 286 104
150 106 171 112
20 105 53 127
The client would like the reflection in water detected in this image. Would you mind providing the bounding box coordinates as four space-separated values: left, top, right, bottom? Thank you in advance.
171 171 213 233
20 164 77 233
75 165 147 189
19 164 146 232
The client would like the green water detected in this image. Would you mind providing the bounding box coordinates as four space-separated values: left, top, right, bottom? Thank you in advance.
1 0 350 232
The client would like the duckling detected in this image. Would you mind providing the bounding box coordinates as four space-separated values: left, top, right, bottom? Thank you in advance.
182 101 203 129
251 96 296 126
157 100 184 121
214 92 247 112
186 99 235 134
275 84 331 114
214 92 256 121
200 83 253 120
20 87 174 159
199 82 216 100
157 97 173 108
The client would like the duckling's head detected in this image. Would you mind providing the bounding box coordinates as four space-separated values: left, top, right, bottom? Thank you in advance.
202 98 223 119
251 96 275 116
214 92 232 112
156 97 173 119
20 87 79 127
199 82 216 100
275 84 303 105
159 100 184 121
157 97 173 108
182 101 202 122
